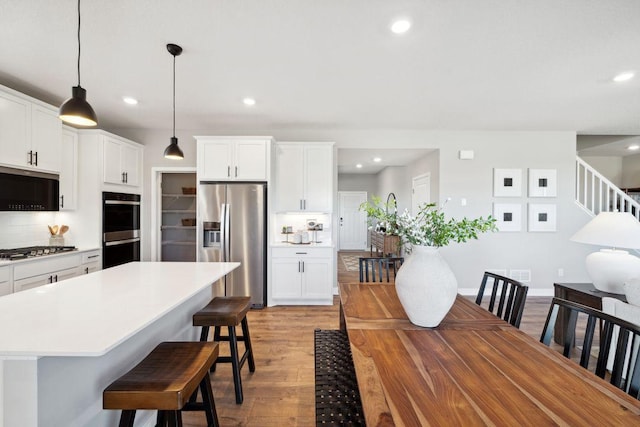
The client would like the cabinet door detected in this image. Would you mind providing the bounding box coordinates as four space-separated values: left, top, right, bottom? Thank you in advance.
60 128 78 210
274 145 304 211
234 141 267 180
103 138 124 184
304 145 333 212
198 141 232 180
0 90 31 168
121 144 140 186
0 266 11 297
271 258 302 298
31 104 62 172
54 266 81 283
302 258 332 299
14 273 55 293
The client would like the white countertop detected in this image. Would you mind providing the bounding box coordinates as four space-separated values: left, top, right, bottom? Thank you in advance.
0 247 100 267
0 261 238 357
270 241 334 248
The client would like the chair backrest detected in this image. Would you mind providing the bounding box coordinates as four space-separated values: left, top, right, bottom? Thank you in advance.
540 297 640 399
475 272 528 328
358 257 404 283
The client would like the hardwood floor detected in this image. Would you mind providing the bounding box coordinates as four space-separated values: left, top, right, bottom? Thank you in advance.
183 250 554 426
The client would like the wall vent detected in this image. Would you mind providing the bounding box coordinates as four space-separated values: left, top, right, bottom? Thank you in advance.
509 269 531 283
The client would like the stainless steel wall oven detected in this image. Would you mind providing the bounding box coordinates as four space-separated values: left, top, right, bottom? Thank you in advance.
102 192 140 268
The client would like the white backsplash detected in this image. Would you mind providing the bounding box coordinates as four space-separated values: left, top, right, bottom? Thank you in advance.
0 211 77 248
274 213 332 244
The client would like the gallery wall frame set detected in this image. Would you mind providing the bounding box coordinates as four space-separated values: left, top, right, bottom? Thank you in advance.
492 168 558 233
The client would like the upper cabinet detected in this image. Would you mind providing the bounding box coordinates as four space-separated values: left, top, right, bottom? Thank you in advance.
103 136 141 187
0 86 61 173
274 142 334 212
196 136 271 181
59 126 78 210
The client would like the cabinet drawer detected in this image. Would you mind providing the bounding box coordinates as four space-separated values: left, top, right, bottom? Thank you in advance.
82 250 101 264
272 247 333 258
13 253 82 281
0 266 10 283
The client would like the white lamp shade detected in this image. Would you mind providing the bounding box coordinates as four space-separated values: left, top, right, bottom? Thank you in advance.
570 212 640 249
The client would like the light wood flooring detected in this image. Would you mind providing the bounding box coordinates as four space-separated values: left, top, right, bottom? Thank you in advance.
183 250 554 426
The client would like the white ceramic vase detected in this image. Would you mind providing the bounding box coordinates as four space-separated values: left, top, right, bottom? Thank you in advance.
624 278 640 306
395 245 458 327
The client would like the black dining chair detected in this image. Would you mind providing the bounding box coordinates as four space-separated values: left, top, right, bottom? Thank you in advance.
540 297 640 399
358 257 404 282
475 272 528 328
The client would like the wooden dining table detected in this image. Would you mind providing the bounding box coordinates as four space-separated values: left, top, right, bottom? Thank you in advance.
339 283 640 426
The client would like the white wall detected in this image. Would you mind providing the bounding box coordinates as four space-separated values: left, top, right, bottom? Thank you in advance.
622 153 640 188
408 150 440 205
0 211 78 248
338 173 377 195
377 167 411 213
114 127 593 292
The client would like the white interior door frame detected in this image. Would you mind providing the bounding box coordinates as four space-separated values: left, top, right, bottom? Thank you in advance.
150 166 196 261
412 173 431 214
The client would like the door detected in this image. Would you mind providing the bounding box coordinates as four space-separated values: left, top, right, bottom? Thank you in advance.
226 183 266 307
412 173 431 214
235 141 267 180
274 144 304 211
103 138 123 184
31 104 61 172
198 141 232 180
197 183 225 263
339 191 368 250
304 145 333 211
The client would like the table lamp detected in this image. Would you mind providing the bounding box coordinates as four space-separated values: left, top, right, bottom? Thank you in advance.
570 212 640 294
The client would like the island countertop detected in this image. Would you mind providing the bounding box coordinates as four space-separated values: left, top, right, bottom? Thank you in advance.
0 261 239 357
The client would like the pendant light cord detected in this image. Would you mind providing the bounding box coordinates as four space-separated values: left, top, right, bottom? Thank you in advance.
76 0 81 87
173 53 176 138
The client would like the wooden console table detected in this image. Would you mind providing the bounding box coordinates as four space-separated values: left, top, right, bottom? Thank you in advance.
553 282 627 345
369 231 400 256
339 283 640 426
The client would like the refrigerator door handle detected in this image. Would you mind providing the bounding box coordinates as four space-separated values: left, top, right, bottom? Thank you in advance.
220 203 227 261
224 203 231 262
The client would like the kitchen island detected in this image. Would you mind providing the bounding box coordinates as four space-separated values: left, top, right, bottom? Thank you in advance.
0 261 238 427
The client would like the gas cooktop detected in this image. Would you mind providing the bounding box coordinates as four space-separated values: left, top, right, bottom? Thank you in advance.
0 246 78 261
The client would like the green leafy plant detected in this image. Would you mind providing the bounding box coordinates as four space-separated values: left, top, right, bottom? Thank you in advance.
360 197 497 251
359 195 398 235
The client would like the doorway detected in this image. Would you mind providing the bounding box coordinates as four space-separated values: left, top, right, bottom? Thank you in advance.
338 191 368 250
412 173 431 214
151 167 196 261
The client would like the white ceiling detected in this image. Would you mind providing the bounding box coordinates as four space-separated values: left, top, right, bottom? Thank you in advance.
337 148 435 174
1 1 639 140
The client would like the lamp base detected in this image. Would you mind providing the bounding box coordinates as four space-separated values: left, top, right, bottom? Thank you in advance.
585 249 640 294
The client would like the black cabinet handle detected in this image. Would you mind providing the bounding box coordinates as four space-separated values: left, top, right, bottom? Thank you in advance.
60 195 64 208
34 151 38 166
28 150 33 165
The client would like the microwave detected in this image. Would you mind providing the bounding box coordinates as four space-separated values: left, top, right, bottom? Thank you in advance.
0 166 59 211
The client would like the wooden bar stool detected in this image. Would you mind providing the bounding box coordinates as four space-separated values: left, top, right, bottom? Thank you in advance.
103 341 220 427
193 296 256 404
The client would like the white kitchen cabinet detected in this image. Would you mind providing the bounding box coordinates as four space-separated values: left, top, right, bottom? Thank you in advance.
0 85 61 173
0 266 12 297
13 253 82 293
196 136 271 181
81 250 102 274
274 142 334 212
59 126 78 210
271 247 333 305
103 136 141 186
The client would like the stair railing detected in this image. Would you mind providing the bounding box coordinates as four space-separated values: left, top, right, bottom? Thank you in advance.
575 156 640 220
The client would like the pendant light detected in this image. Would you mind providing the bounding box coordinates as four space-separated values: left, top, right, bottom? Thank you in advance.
59 0 97 126
164 43 184 160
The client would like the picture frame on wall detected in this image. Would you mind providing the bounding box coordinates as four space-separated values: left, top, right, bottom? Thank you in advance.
528 169 557 197
528 203 557 232
493 203 522 232
493 168 522 197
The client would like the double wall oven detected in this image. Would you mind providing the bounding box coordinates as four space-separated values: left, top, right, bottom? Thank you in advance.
102 192 140 269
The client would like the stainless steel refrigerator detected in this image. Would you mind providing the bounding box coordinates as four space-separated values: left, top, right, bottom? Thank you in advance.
197 183 267 308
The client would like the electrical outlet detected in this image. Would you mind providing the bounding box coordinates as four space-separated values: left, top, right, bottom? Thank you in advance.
558 268 564 277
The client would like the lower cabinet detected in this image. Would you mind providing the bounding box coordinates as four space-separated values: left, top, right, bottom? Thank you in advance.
271 247 333 305
12 252 83 293
13 266 80 293
81 250 102 274
0 266 12 297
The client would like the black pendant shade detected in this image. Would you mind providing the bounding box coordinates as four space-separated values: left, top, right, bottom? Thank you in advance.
164 43 184 160
59 86 97 126
59 0 97 127
164 136 184 159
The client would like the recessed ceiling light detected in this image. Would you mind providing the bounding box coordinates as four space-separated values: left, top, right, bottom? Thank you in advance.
628 144 640 151
356 163 363 168
243 97 256 106
613 71 635 82
390 19 411 34
373 157 381 162
122 96 138 105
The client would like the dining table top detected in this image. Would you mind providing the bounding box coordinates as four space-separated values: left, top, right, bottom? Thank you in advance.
338 282 640 427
